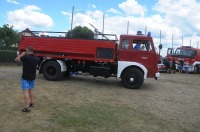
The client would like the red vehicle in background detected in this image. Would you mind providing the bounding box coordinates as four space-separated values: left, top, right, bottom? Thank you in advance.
167 46 200 73
18 30 160 89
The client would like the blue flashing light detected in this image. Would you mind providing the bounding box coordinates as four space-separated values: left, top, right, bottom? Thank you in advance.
137 31 143 35
147 32 151 36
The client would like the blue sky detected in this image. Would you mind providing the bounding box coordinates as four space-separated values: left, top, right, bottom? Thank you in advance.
0 0 158 31
0 0 200 56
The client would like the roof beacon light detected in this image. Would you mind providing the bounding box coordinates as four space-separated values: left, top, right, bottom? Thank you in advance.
137 31 143 35
147 32 151 37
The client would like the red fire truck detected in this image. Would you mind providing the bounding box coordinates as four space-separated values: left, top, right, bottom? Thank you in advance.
18 31 160 89
167 46 200 73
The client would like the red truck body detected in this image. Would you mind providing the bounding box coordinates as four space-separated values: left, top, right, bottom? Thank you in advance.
19 37 116 63
18 31 160 89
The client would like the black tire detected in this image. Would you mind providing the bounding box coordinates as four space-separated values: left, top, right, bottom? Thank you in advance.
194 65 199 74
43 61 64 81
122 68 144 89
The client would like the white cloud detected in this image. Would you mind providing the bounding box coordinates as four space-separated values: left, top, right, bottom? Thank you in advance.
151 0 200 56
91 4 96 9
107 8 121 14
6 0 19 4
85 10 104 19
153 0 200 36
118 0 147 16
61 11 71 16
7 5 53 30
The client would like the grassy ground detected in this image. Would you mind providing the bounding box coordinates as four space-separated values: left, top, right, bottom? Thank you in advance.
0 65 200 132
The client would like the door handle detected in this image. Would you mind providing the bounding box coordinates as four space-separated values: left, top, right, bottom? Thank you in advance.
141 57 148 59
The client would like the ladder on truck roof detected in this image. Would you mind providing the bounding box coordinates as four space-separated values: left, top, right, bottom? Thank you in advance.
21 29 118 41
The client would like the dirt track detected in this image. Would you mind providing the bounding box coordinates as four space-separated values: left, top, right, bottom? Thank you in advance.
0 65 200 131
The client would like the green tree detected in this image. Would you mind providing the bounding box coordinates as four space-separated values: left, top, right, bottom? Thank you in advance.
0 24 20 50
67 26 94 39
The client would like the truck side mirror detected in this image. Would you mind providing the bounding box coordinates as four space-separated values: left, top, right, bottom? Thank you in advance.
159 44 162 50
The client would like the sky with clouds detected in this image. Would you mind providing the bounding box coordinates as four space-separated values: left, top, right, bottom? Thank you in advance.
0 0 200 56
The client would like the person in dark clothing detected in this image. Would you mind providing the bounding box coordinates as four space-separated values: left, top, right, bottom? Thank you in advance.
179 59 184 73
165 59 171 73
15 46 38 112
172 59 177 73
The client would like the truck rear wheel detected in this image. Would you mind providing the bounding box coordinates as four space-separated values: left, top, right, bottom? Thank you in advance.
122 68 144 89
43 61 64 81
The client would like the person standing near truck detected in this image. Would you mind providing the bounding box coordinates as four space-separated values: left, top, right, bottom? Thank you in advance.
184 61 189 74
172 59 177 74
15 46 38 112
168 59 173 73
164 59 171 73
179 59 184 73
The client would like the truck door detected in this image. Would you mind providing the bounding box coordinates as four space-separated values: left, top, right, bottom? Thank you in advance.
130 39 157 77
167 48 174 59
118 38 131 61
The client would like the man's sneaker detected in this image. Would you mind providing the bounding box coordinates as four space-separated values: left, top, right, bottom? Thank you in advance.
21 107 31 112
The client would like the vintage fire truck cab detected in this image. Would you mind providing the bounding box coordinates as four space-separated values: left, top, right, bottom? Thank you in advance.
18 30 159 89
118 33 159 78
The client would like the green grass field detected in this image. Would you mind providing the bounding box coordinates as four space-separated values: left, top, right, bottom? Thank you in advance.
0 65 200 132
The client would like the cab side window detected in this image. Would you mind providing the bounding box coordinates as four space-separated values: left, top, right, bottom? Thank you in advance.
122 39 130 50
132 40 152 51
145 41 152 51
132 40 142 50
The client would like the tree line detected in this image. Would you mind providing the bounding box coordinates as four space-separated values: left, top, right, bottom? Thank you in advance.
0 24 20 50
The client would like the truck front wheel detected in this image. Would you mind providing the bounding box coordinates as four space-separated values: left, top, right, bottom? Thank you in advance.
43 61 64 81
122 68 144 89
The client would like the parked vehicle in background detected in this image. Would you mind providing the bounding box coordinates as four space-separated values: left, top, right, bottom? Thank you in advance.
158 58 167 72
167 46 200 73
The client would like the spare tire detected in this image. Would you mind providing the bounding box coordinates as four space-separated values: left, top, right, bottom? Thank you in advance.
43 61 63 81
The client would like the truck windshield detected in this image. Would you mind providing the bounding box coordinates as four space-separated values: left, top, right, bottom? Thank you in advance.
174 49 197 57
